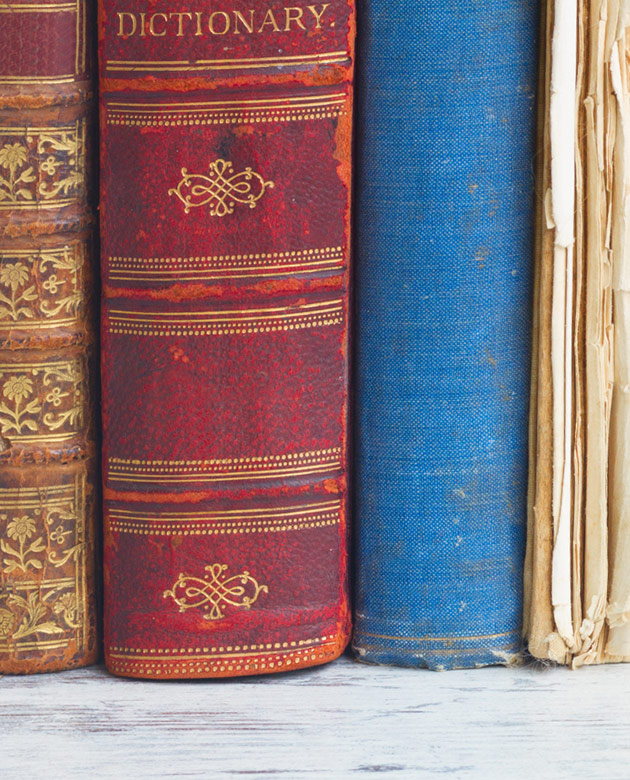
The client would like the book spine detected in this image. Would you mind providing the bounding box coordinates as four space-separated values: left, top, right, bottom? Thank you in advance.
352 1 539 669
0 0 99 673
99 1 354 678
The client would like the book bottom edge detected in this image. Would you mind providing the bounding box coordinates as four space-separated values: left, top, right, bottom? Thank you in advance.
352 633 523 671
105 637 348 680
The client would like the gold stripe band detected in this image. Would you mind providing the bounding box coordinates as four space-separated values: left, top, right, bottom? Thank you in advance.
111 501 341 521
109 100 346 116
108 93 346 109
357 629 520 643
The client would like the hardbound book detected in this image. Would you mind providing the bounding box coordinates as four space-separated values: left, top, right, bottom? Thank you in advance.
352 2 539 669
0 0 99 672
525 0 630 667
99 1 354 678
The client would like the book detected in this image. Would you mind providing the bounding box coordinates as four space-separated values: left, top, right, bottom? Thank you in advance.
525 0 630 667
352 2 539 669
0 0 99 673
99 2 355 678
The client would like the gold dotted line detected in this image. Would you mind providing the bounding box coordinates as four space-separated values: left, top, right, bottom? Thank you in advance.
110 247 343 270
109 515 339 536
110 634 332 656
110 448 341 468
109 458 341 475
109 314 343 338
110 510 338 526
108 648 336 676
108 109 346 128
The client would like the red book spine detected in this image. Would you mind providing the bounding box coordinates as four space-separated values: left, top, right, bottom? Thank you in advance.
99 2 355 678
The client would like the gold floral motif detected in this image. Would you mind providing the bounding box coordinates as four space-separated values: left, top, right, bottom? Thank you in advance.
169 159 274 217
0 359 85 440
48 543 83 568
0 142 35 202
42 362 83 431
7 592 65 640
0 376 42 434
0 608 14 640
0 246 84 325
37 131 83 201
53 593 79 629
39 247 83 317
0 262 38 321
1 515 46 574
0 477 87 652
0 126 85 208
164 563 268 620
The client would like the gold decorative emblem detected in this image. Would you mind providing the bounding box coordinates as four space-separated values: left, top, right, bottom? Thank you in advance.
163 563 268 620
168 159 274 217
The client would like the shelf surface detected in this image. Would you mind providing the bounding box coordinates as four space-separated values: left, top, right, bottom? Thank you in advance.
1 655 629 779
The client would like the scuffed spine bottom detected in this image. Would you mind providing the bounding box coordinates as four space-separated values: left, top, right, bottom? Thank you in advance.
352 628 523 671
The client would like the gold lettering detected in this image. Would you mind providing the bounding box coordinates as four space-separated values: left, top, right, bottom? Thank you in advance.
149 12 168 36
209 11 230 34
117 11 137 37
284 7 306 31
306 3 330 29
168 12 193 37
114 6 337 39
233 9 254 34
258 9 280 32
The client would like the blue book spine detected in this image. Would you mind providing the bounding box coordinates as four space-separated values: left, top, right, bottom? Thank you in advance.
353 2 539 669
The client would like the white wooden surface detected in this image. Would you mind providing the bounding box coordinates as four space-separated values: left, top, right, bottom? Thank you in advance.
1 655 629 779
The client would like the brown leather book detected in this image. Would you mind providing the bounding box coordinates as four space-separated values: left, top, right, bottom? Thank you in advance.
0 0 99 673
99 2 355 678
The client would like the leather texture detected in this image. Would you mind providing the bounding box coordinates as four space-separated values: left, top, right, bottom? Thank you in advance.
352 1 539 669
0 0 99 674
100 1 354 678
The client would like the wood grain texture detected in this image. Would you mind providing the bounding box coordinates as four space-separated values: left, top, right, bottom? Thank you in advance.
1 656 629 779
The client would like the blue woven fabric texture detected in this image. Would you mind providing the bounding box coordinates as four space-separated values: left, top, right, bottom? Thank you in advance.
353 2 539 669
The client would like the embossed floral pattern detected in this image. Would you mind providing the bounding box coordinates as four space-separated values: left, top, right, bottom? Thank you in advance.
0 360 85 440
7 515 36 543
0 142 27 172
0 262 38 321
1 514 45 574
0 247 84 326
0 608 14 640
0 480 85 650
0 126 85 208
53 593 79 628
0 375 41 435
0 262 29 291
4 375 33 403
0 143 35 203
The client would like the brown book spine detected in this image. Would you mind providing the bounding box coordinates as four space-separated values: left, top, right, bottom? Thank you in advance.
0 0 99 673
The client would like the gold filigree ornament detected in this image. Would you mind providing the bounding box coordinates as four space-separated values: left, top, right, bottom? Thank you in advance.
163 563 268 620
168 159 274 217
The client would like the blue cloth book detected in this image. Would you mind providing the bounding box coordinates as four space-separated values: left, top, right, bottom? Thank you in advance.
353 2 539 669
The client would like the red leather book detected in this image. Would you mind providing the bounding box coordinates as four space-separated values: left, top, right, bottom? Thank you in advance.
0 0 99 673
99 2 355 678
